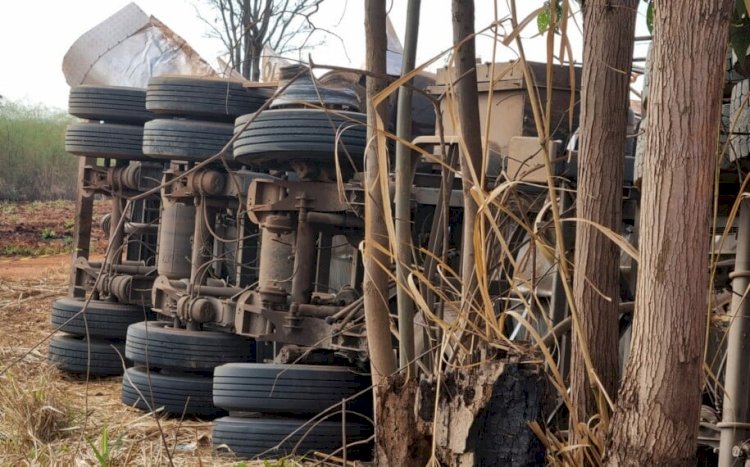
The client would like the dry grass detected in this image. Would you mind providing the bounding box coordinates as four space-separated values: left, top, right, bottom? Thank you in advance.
0 348 76 464
0 266 275 466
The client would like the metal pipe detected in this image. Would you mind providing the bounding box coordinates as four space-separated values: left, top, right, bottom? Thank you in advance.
190 200 214 286
316 234 332 293
290 216 317 305
124 222 158 235
306 211 364 228
394 0 421 376
720 199 750 466
296 303 343 318
106 197 125 266
85 262 156 275
193 285 245 298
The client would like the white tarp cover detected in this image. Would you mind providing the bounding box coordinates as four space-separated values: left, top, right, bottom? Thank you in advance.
385 15 404 76
62 2 216 88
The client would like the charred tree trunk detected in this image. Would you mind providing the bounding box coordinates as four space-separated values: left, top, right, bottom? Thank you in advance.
570 0 637 430
376 374 432 465
363 0 397 388
605 1 733 465
452 0 485 333
433 361 546 466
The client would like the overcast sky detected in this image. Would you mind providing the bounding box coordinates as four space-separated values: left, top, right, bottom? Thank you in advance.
0 1 648 110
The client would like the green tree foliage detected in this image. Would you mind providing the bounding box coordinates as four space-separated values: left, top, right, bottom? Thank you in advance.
0 100 77 201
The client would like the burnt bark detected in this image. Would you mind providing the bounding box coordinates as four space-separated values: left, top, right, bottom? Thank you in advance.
570 0 637 430
605 1 733 465
434 361 546 466
375 374 432 466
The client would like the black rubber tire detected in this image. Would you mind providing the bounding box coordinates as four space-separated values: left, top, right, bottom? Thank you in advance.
146 76 269 121
68 85 151 123
65 122 147 160
212 363 371 415
212 415 372 459
51 297 149 340
121 366 220 417
48 333 128 377
730 79 750 160
142 119 233 162
233 109 367 169
126 321 255 371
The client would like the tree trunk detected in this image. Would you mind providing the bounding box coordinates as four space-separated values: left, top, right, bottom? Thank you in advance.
451 0 484 333
394 0 421 375
570 0 637 431
363 0 397 388
241 0 251 79
250 44 262 81
606 1 733 465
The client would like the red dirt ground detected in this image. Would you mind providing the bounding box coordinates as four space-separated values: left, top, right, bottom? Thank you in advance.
0 200 108 258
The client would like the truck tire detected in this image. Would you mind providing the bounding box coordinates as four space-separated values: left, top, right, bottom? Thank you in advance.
48 333 128 376
212 363 371 415
68 85 151 124
730 79 750 160
125 321 255 371
65 122 147 160
121 366 219 417
146 77 269 121
212 415 372 459
142 119 234 162
51 297 148 340
233 109 367 169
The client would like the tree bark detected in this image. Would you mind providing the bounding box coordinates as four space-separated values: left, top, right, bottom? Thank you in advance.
241 0 251 78
363 0 397 387
570 0 637 430
250 43 262 81
395 0 421 375
606 1 733 465
451 0 484 329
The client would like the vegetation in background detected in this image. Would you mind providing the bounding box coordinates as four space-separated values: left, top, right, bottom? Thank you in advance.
0 100 76 201
197 0 331 80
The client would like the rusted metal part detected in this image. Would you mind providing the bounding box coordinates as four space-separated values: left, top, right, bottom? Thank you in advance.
247 179 351 225
290 212 317 306
150 275 239 328
315 234 333 293
258 228 293 294
295 303 343 318
157 203 195 279
235 289 334 347
189 200 215 287
83 161 163 196
72 257 156 305
69 157 95 298
306 211 364 229
161 168 225 201
105 197 125 266
161 167 268 206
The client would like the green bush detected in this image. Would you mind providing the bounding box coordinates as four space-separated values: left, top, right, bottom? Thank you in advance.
0 100 77 200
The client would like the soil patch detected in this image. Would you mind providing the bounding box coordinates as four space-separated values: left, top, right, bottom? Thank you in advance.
0 200 108 257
